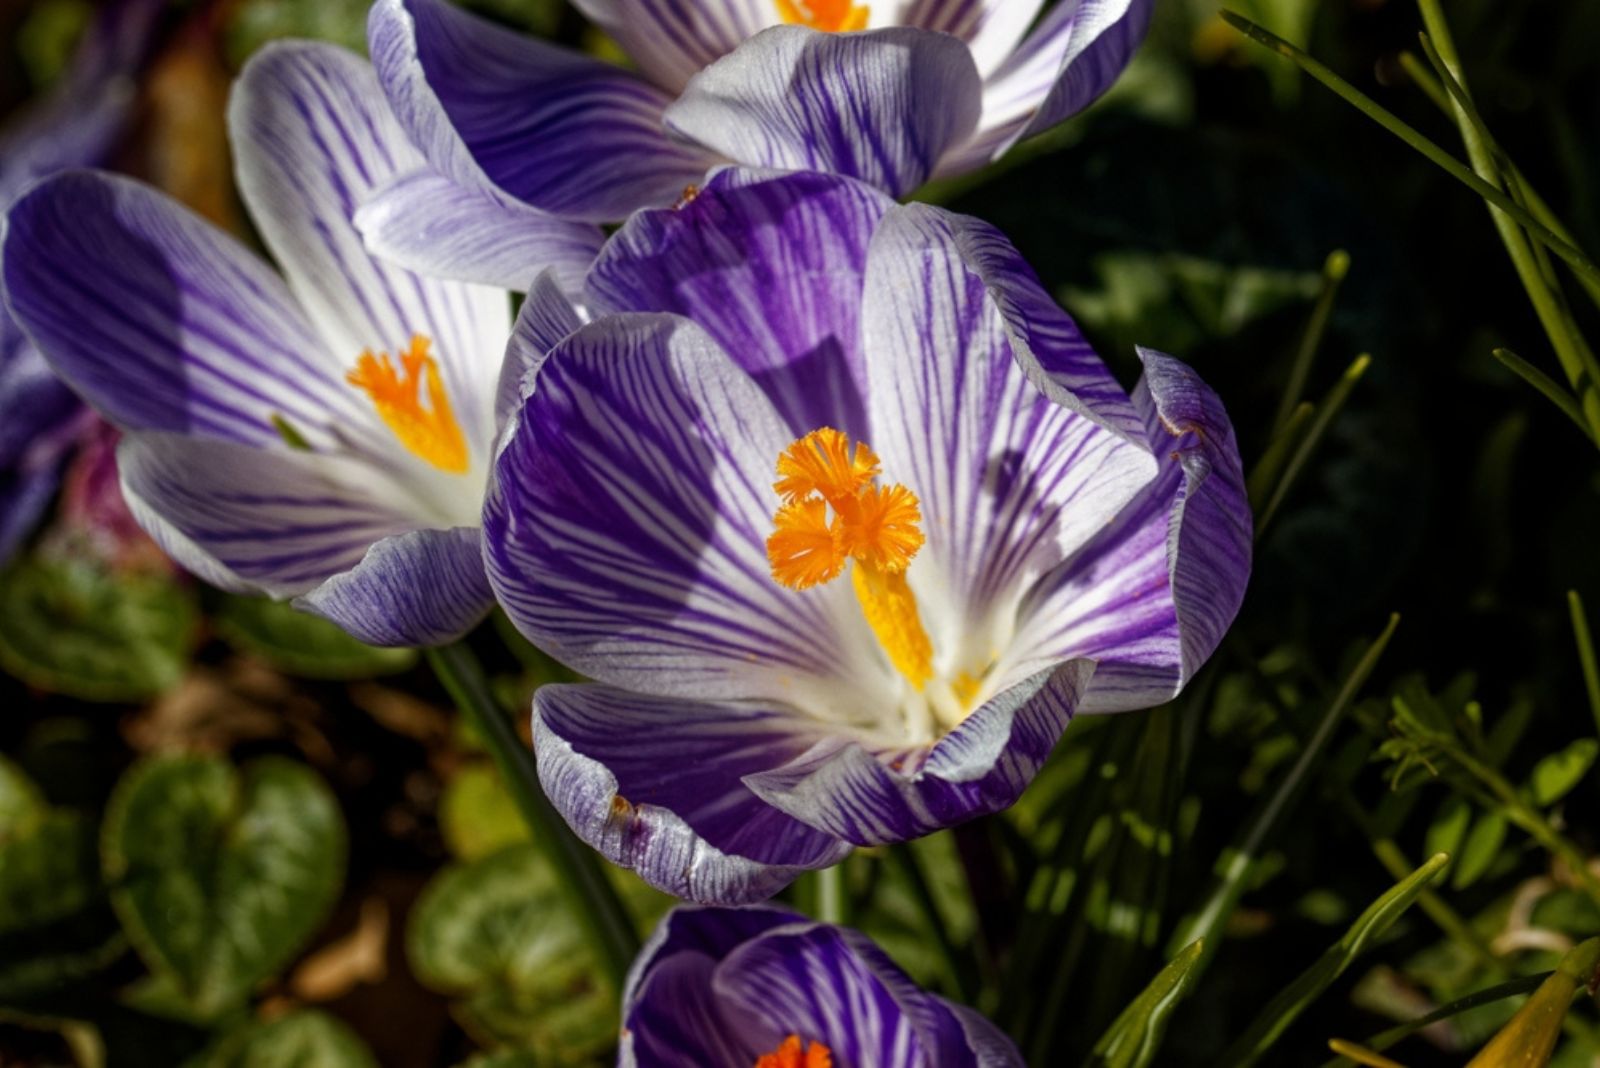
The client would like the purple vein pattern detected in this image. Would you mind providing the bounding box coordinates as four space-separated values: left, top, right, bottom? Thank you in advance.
361 0 1154 286
2 41 551 647
484 169 1253 904
619 905 1023 1067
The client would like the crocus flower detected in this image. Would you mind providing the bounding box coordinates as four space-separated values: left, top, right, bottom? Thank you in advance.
0 0 165 562
621 905 1022 1066
484 168 1251 904
2 41 578 646
360 0 1152 286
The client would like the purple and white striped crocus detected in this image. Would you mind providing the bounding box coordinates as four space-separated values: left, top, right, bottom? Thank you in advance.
621 905 1022 1067
359 0 1152 286
484 168 1252 904
1 42 596 646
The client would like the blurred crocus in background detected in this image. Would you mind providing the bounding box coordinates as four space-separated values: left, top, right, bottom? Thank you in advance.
357 0 1152 288
620 905 1023 1067
0 0 166 563
3 41 548 647
485 168 1252 903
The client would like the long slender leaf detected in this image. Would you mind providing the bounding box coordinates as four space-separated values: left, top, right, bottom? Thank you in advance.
1219 854 1450 1067
1217 10 1600 289
1084 940 1206 1068
1257 354 1371 537
1570 591 1600 739
1274 250 1351 432
1168 615 1401 972
1490 349 1591 440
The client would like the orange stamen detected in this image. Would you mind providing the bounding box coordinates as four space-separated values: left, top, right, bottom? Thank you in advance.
775 0 869 31
755 1034 834 1068
767 429 933 689
346 335 469 474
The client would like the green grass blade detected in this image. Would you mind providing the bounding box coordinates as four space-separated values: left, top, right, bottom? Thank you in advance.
1320 974 1550 1066
1248 402 1313 512
1257 354 1371 538
1219 854 1450 1068
1273 250 1351 433
1084 940 1206 1068
1490 349 1593 440
1217 10 1600 290
1167 615 1401 972
1570 591 1600 739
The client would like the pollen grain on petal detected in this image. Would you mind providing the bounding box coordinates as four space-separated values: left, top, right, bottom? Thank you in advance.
774 427 879 506
843 482 925 574
767 497 846 590
346 334 470 474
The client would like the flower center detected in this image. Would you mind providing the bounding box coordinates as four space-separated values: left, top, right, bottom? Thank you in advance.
774 0 869 32
767 428 933 691
346 334 469 473
755 1034 833 1068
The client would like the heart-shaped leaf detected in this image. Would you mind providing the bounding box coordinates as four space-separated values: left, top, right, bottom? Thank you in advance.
201 1010 377 1068
408 845 612 1061
215 597 416 681
102 755 346 1019
0 556 196 701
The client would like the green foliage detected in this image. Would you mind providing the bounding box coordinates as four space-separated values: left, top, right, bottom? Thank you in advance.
199 1010 377 1068
1087 939 1206 1068
1219 854 1450 1067
407 844 614 1061
0 557 197 702
102 756 346 1020
215 596 416 681
439 765 530 862
1528 739 1598 806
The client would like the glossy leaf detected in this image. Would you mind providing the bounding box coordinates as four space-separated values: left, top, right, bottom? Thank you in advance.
1527 738 1599 806
102 755 346 1019
201 1010 378 1068
0 557 196 702
407 844 612 1060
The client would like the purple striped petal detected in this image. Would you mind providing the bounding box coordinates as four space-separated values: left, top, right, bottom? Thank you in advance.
354 168 602 292
619 944 758 1067
570 0 776 93
716 922 1022 1067
945 0 1153 172
745 660 1093 845
860 203 1156 625
587 168 891 438
494 270 584 429
900 0 1045 77
3 171 349 448
1008 349 1251 713
116 432 412 597
622 907 1023 1067
294 526 493 646
369 0 712 223
484 312 883 702
230 41 510 455
0 336 86 561
664 26 982 198
534 684 851 904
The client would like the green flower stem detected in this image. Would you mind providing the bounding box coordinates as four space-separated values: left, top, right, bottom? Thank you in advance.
1412 0 1600 443
1569 591 1600 740
813 863 847 926
426 642 639 992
